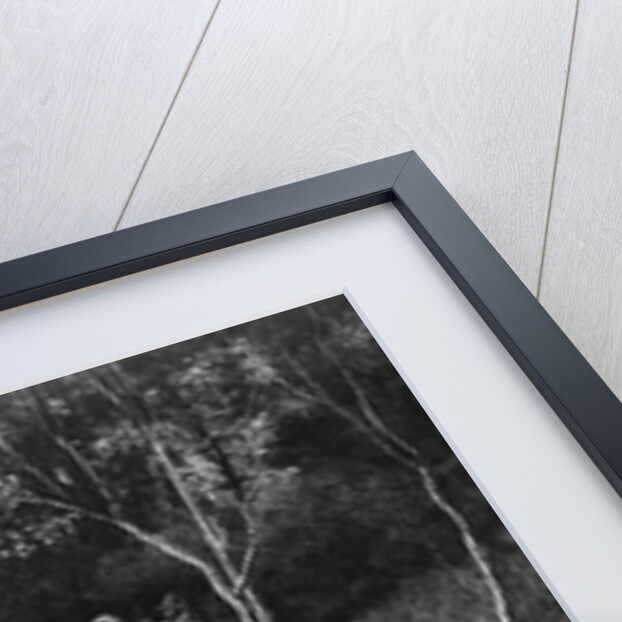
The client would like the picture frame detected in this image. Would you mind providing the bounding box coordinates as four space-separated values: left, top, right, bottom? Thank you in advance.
1 150 620 502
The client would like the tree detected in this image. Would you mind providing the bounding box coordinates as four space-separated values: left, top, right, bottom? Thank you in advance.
0 361 272 622
247 303 511 622
0 297 565 622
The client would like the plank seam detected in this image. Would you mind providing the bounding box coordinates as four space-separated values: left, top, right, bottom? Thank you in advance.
112 0 225 232
534 0 581 298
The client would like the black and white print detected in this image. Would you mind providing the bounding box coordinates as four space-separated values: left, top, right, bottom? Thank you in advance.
0 296 567 622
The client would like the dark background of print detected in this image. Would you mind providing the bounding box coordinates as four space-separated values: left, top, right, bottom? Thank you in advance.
0 296 567 622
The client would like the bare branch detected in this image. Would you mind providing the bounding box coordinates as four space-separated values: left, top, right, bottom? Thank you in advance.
29 384 114 510
235 520 258 597
286 336 512 622
274 363 383 449
0 436 66 499
97 364 271 622
55 437 114 507
18 495 257 622
416 464 511 622
101 367 232 569
190 405 245 504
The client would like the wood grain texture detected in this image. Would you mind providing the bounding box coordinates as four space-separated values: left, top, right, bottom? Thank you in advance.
539 1 622 400
0 0 217 262
119 0 576 290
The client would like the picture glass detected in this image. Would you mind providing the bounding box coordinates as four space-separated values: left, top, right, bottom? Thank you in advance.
0 295 567 622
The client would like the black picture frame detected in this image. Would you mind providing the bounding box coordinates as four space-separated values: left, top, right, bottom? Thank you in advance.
1 150 621 500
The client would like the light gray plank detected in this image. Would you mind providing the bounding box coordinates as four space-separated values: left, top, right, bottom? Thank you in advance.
539 1 622 399
0 0 218 262
119 0 576 290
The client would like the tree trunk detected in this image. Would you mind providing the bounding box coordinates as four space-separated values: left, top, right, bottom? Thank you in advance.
95 364 272 622
20 497 267 622
295 334 512 622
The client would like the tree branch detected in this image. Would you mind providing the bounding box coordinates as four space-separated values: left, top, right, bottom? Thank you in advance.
190 405 260 592
287 335 512 622
0 436 66 499
102 367 234 575
191 405 245 504
18 495 257 622
97 364 271 622
29 385 114 511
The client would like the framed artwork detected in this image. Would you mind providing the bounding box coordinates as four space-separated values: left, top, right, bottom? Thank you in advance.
0 152 620 621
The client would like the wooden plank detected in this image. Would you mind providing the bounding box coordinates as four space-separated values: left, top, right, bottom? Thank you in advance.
539 1 622 400
0 0 217 262
119 0 576 290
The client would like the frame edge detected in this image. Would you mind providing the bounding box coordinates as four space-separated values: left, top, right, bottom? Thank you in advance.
2 150 621 501
0 152 411 311
393 151 622 498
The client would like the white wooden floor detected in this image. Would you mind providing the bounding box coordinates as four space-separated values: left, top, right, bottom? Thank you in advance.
2 1 620 399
